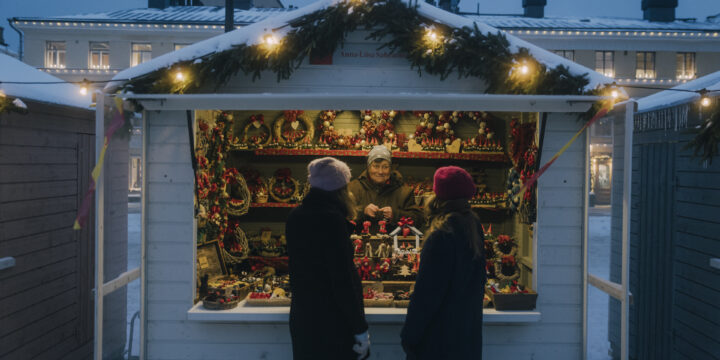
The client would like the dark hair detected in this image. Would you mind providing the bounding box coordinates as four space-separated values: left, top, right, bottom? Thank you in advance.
424 195 484 259
306 186 357 221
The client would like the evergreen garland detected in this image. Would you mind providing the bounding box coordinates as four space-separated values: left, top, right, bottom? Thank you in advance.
685 104 720 164
121 0 599 99
0 96 28 115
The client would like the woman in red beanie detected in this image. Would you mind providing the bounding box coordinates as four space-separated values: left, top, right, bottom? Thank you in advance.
400 166 486 360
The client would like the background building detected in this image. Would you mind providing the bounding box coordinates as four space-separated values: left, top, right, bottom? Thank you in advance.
8 0 720 201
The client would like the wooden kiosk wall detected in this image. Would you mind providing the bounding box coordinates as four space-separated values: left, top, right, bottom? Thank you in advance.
139 38 589 357
0 100 128 359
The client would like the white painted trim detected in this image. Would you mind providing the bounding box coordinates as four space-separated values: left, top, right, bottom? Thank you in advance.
101 267 140 295
710 258 720 270
140 109 148 360
0 257 16 271
186 302 541 324
582 129 590 360
93 91 105 360
124 93 605 112
620 102 634 360
587 274 623 300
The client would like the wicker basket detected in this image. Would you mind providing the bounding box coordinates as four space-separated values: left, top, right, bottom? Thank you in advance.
202 298 241 310
363 298 394 307
487 289 538 311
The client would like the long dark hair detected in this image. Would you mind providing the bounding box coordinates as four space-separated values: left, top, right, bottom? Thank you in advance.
307 185 357 221
424 195 484 259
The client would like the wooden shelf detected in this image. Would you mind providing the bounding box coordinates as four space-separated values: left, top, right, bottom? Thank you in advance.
471 204 509 211
250 202 298 208
233 148 507 162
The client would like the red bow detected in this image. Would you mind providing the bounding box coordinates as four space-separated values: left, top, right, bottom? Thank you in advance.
397 217 414 228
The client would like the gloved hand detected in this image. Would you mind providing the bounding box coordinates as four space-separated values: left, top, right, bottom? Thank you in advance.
352 331 371 360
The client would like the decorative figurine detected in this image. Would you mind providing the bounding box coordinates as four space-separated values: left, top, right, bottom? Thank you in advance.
362 220 372 234
364 242 373 258
360 257 372 280
353 238 363 255
378 220 387 234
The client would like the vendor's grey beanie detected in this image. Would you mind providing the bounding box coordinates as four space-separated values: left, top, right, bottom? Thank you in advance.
367 145 392 166
307 157 352 191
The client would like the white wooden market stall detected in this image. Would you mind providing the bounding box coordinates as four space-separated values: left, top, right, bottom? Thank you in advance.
97 0 635 358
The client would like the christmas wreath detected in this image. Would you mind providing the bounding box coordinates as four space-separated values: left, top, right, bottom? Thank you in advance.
224 168 251 216
268 168 299 203
493 234 518 258
240 167 269 203
242 114 271 148
273 110 314 147
496 255 520 281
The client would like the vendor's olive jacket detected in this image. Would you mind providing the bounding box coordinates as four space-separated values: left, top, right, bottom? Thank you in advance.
286 188 368 360
348 170 425 232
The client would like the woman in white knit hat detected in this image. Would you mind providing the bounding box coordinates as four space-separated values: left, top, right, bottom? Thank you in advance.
285 157 370 360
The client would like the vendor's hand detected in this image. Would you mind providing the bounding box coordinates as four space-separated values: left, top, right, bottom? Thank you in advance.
353 331 371 360
364 204 380 218
379 206 393 219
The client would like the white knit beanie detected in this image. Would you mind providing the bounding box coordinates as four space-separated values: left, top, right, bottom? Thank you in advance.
367 145 392 166
307 157 352 191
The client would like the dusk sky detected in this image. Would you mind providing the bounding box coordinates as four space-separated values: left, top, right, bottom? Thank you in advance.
1 0 719 53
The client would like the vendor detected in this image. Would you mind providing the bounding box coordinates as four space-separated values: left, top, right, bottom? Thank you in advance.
348 145 424 233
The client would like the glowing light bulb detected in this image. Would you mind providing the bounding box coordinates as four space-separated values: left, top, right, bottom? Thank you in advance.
611 90 619 99
80 86 88 96
701 96 711 107
520 65 529 75
175 71 184 81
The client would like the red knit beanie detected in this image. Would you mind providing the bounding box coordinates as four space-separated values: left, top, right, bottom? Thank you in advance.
433 166 476 201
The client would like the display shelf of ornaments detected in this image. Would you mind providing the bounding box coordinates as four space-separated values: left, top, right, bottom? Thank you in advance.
231 147 508 162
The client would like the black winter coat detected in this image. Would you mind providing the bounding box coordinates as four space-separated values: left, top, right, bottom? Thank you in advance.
286 188 368 360
400 211 486 360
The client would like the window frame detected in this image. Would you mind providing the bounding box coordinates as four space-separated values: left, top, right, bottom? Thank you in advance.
595 51 614 78
676 52 696 80
45 41 66 69
553 50 575 62
89 41 110 69
131 43 153 67
635 51 656 79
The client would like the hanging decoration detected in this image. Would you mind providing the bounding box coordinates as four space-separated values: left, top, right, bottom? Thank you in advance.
268 168 300 203
73 97 127 230
273 110 314 147
240 114 271 149
506 117 538 223
195 112 242 246
355 110 398 149
317 110 352 149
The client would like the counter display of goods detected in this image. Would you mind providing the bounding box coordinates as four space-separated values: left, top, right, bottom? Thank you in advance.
193 109 538 312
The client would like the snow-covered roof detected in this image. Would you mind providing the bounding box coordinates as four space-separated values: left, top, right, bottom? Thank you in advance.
111 0 612 92
14 6 292 26
463 14 720 32
0 53 92 109
637 70 720 113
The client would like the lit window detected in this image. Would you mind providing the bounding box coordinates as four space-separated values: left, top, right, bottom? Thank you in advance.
676 52 696 80
131 43 152 66
595 51 614 78
45 41 66 68
553 50 575 62
635 51 656 79
89 42 110 69
174 43 190 51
